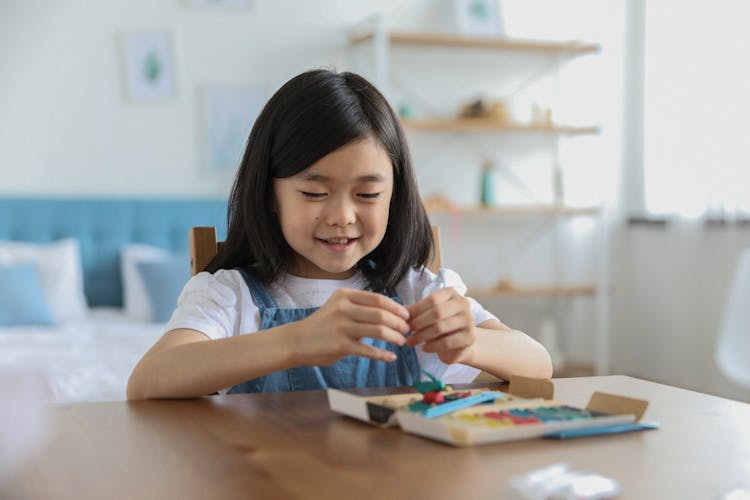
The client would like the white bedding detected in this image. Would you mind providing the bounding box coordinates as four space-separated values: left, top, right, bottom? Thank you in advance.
0 309 165 403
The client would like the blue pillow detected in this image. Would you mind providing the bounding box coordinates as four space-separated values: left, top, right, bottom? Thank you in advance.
0 263 55 326
136 257 190 323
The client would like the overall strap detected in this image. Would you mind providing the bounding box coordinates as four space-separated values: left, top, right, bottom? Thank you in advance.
236 268 279 309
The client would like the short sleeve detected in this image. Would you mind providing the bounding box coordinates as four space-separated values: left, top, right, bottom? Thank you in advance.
396 267 499 383
164 269 259 340
395 267 498 325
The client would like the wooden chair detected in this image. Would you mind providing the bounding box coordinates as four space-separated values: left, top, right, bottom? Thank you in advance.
189 226 443 276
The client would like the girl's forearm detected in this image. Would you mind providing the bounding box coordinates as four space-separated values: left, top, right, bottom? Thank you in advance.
466 326 554 381
126 324 303 400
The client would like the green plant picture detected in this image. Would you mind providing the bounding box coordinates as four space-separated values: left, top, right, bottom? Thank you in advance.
123 32 176 101
454 0 504 37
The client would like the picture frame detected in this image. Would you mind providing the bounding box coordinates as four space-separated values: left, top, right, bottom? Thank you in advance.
121 31 177 101
453 0 505 38
202 86 267 171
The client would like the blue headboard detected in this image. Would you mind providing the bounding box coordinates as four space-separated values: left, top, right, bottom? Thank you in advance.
0 198 227 307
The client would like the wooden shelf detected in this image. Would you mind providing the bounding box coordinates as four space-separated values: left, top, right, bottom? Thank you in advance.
468 284 596 298
401 118 600 135
426 204 600 217
350 31 600 56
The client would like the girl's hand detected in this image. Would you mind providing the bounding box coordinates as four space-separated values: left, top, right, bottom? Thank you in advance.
405 287 477 365
294 289 411 366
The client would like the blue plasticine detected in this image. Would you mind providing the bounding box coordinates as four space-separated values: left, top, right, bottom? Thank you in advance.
421 391 506 419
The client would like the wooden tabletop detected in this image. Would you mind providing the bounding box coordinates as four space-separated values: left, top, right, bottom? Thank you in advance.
3 376 749 499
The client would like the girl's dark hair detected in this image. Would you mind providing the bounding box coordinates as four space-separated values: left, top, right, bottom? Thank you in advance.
206 69 433 290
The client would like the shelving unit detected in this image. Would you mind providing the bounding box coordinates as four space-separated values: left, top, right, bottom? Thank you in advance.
349 20 608 375
350 31 600 55
468 284 596 298
401 117 600 135
425 204 600 217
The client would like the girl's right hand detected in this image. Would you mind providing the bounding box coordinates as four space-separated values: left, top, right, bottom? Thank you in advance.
293 288 411 366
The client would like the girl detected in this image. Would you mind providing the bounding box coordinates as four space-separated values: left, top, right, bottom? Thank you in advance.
127 69 552 399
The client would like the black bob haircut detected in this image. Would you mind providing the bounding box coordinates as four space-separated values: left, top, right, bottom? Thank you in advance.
206 69 434 291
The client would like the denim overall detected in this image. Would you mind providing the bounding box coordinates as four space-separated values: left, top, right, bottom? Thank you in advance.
227 268 420 394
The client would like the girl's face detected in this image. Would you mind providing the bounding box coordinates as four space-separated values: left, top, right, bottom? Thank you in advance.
273 136 394 280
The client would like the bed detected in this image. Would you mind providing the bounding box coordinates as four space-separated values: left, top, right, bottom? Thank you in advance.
0 197 227 403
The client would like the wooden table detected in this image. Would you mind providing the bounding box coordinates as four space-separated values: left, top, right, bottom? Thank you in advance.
3 376 749 499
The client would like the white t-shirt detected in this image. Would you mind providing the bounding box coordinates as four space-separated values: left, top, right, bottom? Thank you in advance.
166 267 498 383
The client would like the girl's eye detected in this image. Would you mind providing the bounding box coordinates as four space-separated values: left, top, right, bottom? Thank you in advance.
358 193 382 199
301 191 326 199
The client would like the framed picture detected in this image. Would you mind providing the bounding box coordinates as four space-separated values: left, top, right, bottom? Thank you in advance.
454 0 505 38
203 86 266 171
122 31 177 101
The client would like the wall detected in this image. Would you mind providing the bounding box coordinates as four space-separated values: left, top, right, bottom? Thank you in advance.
611 224 750 401
0 0 413 197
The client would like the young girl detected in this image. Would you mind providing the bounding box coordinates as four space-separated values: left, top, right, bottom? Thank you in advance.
127 69 552 399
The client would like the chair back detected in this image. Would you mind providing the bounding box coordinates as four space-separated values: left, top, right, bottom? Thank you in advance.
189 226 442 276
716 248 750 387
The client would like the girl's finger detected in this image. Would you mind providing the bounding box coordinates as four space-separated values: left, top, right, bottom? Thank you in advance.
406 287 455 319
407 315 468 347
347 305 411 334
345 289 410 320
348 340 398 362
408 296 466 332
421 330 473 353
342 323 408 346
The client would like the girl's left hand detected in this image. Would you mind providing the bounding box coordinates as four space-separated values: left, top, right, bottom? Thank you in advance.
404 287 477 364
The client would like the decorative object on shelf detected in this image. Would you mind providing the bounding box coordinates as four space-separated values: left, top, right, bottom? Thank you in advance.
203 86 266 170
480 157 497 206
453 0 505 38
458 98 510 123
530 102 553 127
121 31 177 101
397 102 416 119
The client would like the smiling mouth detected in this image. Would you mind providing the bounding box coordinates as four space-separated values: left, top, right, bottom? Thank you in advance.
317 237 358 245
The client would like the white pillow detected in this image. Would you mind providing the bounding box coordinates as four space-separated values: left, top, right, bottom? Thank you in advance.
121 244 171 322
0 238 89 323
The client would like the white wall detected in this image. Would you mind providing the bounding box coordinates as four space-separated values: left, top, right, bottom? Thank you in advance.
611 224 750 401
0 0 415 197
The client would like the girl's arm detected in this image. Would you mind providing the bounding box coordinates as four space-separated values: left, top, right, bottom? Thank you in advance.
465 319 553 381
127 326 299 400
127 288 410 399
405 288 553 380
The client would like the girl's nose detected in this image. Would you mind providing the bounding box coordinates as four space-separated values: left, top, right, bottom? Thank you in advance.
324 197 356 227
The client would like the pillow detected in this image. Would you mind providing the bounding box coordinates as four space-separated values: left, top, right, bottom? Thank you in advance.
121 245 188 322
136 258 190 323
0 264 55 326
0 239 88 324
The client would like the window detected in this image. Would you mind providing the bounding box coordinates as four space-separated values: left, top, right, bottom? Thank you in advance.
644 1 750 218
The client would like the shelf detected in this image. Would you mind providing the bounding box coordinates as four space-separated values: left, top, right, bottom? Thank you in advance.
350 31 600 56
401 118 600 135
426 204 600 217
468 284 596 298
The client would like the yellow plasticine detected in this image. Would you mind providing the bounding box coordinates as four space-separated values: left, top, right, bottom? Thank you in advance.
454 413 515 428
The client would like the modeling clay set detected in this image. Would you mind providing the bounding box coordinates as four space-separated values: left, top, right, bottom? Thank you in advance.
327 374 657 447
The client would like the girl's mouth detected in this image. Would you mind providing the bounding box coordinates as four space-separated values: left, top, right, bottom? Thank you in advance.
317 237 358 249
